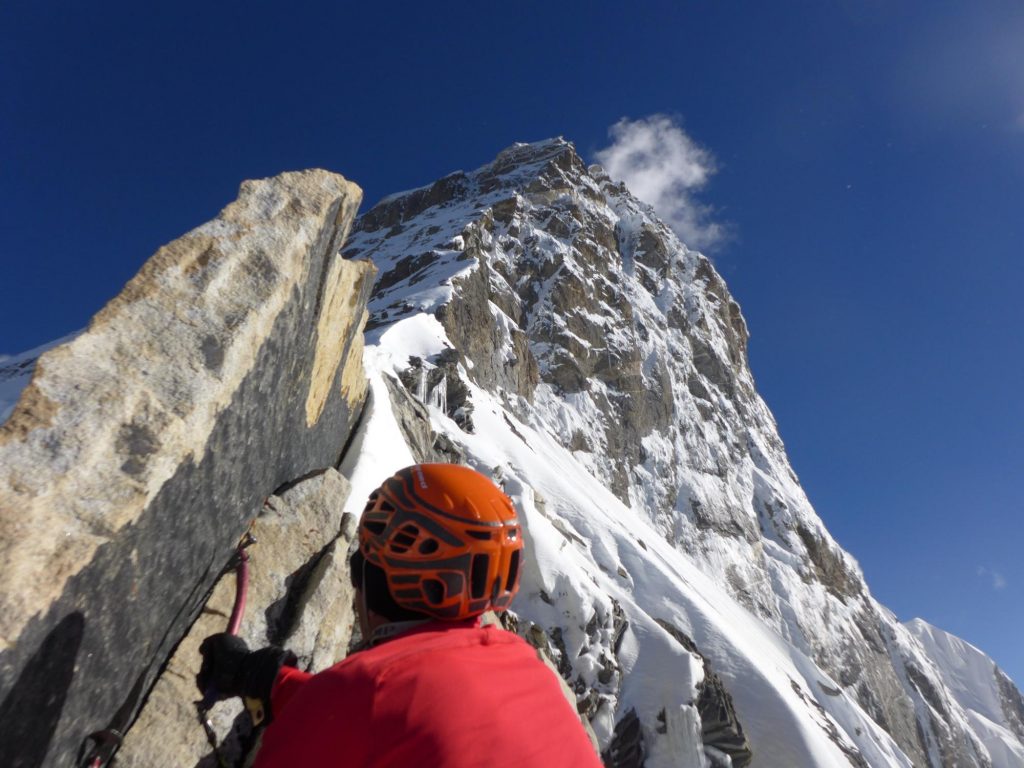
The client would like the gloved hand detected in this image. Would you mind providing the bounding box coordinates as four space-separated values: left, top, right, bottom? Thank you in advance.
196 633 297 711
196 633 251 699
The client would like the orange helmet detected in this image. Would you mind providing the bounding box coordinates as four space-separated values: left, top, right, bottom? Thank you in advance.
358 464 524 620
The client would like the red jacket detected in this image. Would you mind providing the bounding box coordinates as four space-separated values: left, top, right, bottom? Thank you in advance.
252 619 604 767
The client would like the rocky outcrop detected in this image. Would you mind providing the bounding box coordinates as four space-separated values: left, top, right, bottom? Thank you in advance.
397 350 475 433
0 170 374 767
435 254 541 403
654 619 753 767
0 334 82 423
115 468 359 768
794 524 863 602
603 709 646 768
383 373 466 465
998 668 1024 741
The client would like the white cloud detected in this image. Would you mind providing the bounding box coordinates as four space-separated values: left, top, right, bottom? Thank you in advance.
594 115 725 250
977 566 1007 590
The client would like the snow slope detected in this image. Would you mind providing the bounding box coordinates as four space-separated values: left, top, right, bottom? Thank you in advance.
906 619 1024 767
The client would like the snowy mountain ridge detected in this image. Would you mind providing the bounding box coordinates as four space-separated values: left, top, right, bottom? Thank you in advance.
338 138 1023 767
1 140 1020 767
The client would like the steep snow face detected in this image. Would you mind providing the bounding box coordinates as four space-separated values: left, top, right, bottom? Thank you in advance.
342 138 1022 766
906 619 1024 766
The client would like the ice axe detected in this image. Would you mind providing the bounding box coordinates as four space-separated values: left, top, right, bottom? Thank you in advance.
196 531 257 767
76 531 257 768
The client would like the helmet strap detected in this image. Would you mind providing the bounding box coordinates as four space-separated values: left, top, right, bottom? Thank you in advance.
358 556 371 637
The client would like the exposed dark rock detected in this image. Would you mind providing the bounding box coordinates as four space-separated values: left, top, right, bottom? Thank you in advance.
795 524 863 602
382 374 465 465
789 679 870 768
856 681 890 731
655 618 753 768
397 352 475 434
693 256 748 372
610 600 629 656
430 432 466 465
633 224 671 277
852 605 888 655
807 605 932 767
577 689 602 719
357 172 470 233
689 497 760 542
602 709 646 768
996 667 1024 740
116 470 358 768
906 662 948 719
548 627 573 680
918 707 991 768
435 252 540 403
372 251 440 296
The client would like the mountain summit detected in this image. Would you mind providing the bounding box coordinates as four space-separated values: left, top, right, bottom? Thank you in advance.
341 138 1024 767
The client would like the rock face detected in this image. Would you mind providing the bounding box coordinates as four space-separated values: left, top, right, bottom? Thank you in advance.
115 468 359 768
0 333 81 423
344 138 1022 766
0 171 374 767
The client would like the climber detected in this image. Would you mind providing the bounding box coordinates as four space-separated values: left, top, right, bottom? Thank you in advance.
197 463 603 767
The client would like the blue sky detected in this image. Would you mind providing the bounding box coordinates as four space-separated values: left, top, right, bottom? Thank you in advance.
2 2 1022 683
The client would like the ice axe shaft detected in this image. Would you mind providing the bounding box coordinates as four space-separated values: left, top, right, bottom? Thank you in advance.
77 531 257 768
196 531 257 763
226 532 253 635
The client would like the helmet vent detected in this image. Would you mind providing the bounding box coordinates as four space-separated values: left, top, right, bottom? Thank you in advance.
466 530 492 541
470 554 490 599
505 549 520 592
390 524 420 553
423 578 445 605
418 538 439 555
364 521 387 536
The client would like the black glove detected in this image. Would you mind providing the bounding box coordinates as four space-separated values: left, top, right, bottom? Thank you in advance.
197 633 250 699
197 633 297 709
